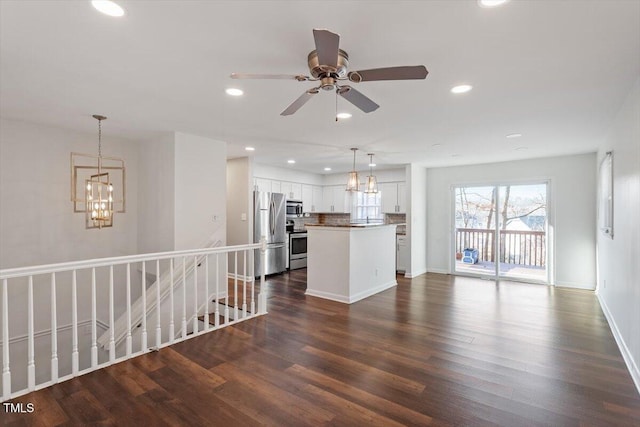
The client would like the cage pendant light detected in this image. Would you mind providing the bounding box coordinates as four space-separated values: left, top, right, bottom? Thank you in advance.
364 153 378 194
85 115 114 229
345 148 360 192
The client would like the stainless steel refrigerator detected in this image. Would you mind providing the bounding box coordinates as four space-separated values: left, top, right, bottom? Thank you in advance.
254 191 286 276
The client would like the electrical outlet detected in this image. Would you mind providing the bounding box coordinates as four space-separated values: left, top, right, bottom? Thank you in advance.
375 268 379 277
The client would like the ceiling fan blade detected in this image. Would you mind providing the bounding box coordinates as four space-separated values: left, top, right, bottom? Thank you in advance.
231 73 309 81
347 65 428 82
280 89 319 116
313 29 340 69
337 86 379 113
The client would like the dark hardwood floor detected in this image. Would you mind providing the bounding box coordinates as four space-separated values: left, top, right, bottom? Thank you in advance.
4 271 640 426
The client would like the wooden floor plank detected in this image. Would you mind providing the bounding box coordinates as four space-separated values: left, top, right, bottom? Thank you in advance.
4 271 640 426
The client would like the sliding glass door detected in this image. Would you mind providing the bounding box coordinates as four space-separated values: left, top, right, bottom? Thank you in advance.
454 183 549 283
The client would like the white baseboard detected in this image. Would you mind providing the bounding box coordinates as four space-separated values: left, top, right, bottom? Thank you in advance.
306 280 397 304
404 268 427 279
597 293 640 395
555 280 596 290
426 268 449 275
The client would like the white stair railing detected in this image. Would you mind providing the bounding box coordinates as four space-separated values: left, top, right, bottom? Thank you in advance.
96 240 223 351
0 240 268 402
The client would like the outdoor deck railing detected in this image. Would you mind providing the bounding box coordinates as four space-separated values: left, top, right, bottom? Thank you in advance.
455 228 546 267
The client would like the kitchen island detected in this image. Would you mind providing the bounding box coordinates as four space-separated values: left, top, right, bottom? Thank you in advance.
306 223 397 304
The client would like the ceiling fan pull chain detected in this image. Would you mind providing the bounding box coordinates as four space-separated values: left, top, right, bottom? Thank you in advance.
335 89 338 122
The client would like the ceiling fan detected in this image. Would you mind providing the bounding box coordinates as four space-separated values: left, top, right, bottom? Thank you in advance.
230 29 429 116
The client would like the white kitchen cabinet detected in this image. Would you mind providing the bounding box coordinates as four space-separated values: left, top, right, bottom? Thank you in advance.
301 184 313 212
311 185 323 212
254 178 271 193
380 182 406 213
291 183 302 200
280 181 293 198
320 185 348 212
396 234 408 272
271 180 281 193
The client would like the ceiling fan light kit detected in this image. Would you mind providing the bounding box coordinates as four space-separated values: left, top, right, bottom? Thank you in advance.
231 28 428 117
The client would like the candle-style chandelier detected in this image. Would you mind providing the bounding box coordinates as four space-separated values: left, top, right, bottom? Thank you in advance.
71 115 126 229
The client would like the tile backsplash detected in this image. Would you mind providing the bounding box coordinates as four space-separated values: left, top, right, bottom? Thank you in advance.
293 212 406 232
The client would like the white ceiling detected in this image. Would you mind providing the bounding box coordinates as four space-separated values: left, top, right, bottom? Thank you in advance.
1 0 639 173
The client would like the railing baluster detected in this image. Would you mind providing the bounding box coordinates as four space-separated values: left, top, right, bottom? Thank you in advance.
251 250 255 315
91 268 97 368
156 259 161 349
234 251 239 320
224 254 229 324
2 278 11 400
71 270 78 375
215 254 220 327
126 263 132 357
182 257 187 339
242 251 247 318
109 266 115 363
192 256 198 334
169 259 175 343
27 276 35 391
204 256 209 331
141 261 147 352
50 273 58 383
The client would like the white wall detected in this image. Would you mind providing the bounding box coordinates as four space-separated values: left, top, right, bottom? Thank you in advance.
0 118 139 268
137 134 175 254
174 132 227 250
253 164 323 185
226 157 253 246
406 164 427 278
426 153 597 289
322 167 406 186
596 77 640 391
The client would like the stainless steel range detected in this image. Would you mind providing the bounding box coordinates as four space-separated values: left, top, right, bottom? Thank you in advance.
288 230 307 270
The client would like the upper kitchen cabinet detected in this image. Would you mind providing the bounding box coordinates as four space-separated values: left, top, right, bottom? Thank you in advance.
380 182 406 213
254 178 272 193
280 181 292 198
321 185 349 212
290 183 302 200
302 184 324 212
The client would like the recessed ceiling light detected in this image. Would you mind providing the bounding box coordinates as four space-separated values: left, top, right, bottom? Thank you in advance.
245 146 255 151
478 0 509 8
451 85 472 94
91 0 125 17
506 133 522 138
287 159 296 164
515 146 528 151
226 88 243 96
324 167 332 171
368 163 377 167
336 112 352 119
432 143 442 148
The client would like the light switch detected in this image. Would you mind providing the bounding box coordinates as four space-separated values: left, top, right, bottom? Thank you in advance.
241 213 247 221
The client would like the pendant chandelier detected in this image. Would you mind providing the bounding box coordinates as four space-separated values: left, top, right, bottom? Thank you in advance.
71 115 126 229
345 148 360 192
364 153 378 194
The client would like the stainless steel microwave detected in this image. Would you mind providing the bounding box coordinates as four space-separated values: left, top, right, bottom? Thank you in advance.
286 200 303 218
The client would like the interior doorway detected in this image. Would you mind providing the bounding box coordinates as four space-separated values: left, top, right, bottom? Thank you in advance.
453 182 549 283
